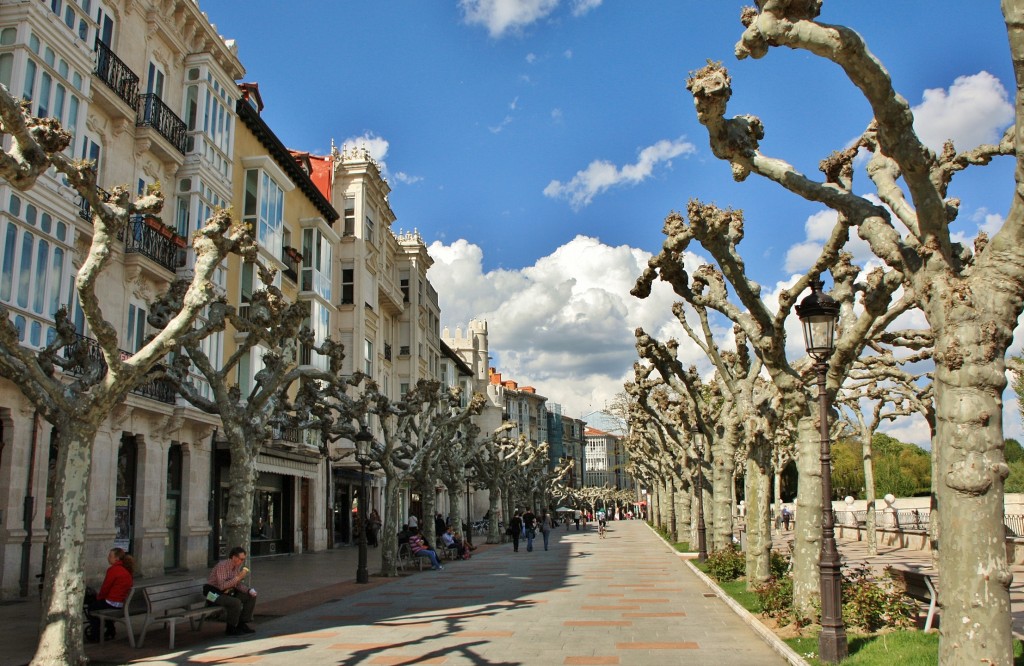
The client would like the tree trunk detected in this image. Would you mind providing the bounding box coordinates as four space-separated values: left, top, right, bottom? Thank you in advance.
791 414 821 620
31 419 98 666
223 428 259 557
932 326 1012 665
675 478 691 545
420 479 437 546
861 429 878 556
712 427 736 551
745 446 773 588
448 482 464 541
379 470 401 577
486 483 502 544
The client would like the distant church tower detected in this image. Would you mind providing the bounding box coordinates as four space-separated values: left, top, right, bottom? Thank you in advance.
441 319 489 391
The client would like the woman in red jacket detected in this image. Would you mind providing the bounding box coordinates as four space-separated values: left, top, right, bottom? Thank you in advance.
86 548 134 641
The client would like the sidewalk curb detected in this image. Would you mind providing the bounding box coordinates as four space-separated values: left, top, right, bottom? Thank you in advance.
644 522 810 666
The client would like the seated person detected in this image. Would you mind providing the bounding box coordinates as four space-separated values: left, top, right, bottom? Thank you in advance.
441 527 471 559
86 548 134 642
397 524 412 547
408 530 443 570
206 546 257 636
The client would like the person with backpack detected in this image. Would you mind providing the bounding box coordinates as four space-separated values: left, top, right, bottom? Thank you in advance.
539 510 555 551
522 508 537 552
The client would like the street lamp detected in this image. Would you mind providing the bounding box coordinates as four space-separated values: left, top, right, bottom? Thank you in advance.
691 424 708 563
465 470 473 548
796 278 846 663
354 422 373 585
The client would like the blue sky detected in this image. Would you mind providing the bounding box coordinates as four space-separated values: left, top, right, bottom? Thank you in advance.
199 1 1019 444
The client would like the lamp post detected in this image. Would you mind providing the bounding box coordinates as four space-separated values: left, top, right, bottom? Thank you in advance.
796 278 846 663
465 472 473 548
691 424 708 563
354 423 373 585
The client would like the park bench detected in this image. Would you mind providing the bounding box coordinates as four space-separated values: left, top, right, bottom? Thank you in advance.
91 586 146 646
396 542 425 571
889 566 938 631
136 579 224 649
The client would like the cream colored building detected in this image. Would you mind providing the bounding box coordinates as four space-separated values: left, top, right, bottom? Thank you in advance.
0 0 246 595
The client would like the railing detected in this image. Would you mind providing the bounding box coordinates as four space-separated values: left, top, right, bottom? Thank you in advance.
1006 514 1024 537
78 196 91 222
895 509 929 531
94 39 139 109
384 343 392 361
121 215 180 272
137 93 187 154
281 249 299 282
299 343 312 366
272 426 301 444
62 333 176 404
399 345 410 356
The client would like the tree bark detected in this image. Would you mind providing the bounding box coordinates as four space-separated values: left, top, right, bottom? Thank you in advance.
791 414 821 620
745 444 773 587
31 419 98 666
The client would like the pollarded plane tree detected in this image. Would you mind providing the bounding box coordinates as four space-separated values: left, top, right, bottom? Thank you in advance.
366 380 480 575
836 343 934 555
434 407 490 544
467 423 521 544
687 5 1024 657
633 331 730 549
159 260 354 554
0 88 252 664
663 303 780 566
624 366 694 542
634 202 908 619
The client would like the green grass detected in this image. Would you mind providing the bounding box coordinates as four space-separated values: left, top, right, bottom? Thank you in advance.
659 528 1024 664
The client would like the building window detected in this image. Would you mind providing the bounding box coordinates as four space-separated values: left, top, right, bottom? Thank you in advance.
364 339 373 376
301 227 332 301
0 195 72 349
125 302 147 352
343 197 355 236
340 267 354 305
243 169 284 259
364 213 374 245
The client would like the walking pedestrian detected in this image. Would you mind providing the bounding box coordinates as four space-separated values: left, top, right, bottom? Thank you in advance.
573 509 581 531
523 508 537 552
540 510 554 551
509 511 523 552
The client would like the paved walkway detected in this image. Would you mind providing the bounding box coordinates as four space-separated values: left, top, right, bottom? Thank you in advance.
3 521 787 666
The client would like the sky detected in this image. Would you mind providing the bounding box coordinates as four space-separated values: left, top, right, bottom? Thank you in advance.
198 1 1020 446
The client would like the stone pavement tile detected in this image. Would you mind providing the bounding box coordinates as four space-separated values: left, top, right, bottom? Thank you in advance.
563 657 620 665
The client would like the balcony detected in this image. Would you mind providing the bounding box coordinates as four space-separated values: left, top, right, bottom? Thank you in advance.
282 247 300 282
121 215 183 273
62 333 176 404
384 343 392 362
92 40 139 122
136 93 188 164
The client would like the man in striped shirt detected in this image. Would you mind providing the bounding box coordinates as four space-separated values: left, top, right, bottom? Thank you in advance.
207 546 258 636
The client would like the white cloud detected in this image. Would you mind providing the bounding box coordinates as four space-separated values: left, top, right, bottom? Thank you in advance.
551 108 563 123
394 172 423 185
459 0 559 38
912 71 1014 152
427 235 704 416
544 137 696 210
570 0 601 16
784 209 876 273
563 49 573 59
341 132 389 164
526 52 537 64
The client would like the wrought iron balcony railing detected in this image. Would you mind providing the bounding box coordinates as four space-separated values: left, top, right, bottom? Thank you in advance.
94 39 139 109
62 332 176 404
137 93 187 154
121 215 180 272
